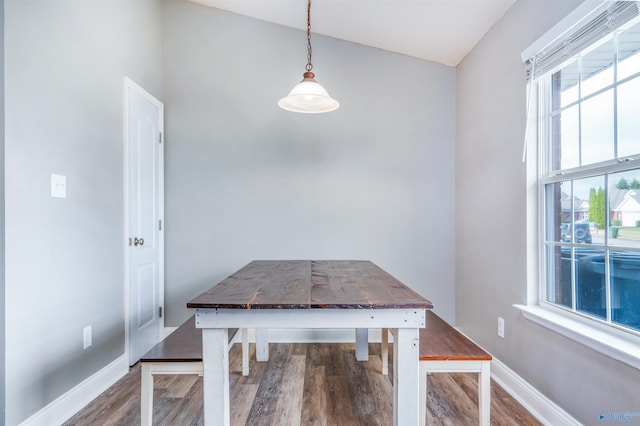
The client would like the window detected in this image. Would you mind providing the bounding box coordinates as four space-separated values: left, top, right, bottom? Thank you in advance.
534 3 640 336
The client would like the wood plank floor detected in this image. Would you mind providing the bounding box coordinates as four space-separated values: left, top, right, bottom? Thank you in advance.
64 343 541 426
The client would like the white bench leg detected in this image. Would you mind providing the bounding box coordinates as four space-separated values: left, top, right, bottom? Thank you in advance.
381 328 389 375
356 328 369 361
141 361 216 424
242 328 249 376
141 363 153 426
479 361 491 426
256 328 269 362
419 362 428 426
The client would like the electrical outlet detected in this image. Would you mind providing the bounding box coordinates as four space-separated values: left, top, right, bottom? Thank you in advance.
497 317 505 338
51 174 67 198
83 326 92 349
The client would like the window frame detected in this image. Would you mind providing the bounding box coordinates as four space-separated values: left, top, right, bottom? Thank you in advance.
519 1 640 370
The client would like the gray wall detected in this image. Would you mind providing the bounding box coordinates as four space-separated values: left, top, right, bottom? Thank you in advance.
1 0 5 420
4 1 163 424
163 0 456 326
456 0 640 424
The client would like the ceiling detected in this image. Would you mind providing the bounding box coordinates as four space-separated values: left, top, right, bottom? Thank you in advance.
189 0 516 66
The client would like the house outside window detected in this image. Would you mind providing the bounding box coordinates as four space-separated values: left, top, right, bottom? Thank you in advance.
533 2 640 336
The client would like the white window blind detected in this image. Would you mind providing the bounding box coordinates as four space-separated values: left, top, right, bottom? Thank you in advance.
524 1 640 81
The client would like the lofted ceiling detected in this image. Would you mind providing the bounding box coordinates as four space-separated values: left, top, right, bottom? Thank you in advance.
189 0 516 66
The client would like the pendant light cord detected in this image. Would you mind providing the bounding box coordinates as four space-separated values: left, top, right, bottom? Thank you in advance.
306 0 313 72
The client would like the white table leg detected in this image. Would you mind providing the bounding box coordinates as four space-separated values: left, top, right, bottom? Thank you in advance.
392 328 420 426
256 328 269 361
202 328 230 426
242 328 250 376
356 328 369 361
381 328 389 375
141 363 153 426
419 362 427 426
479 361 491 426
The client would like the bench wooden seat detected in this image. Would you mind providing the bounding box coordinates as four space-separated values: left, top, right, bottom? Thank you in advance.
139 316 248 426
382 311 492 425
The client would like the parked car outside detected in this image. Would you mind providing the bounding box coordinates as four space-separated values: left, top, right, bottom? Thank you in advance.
561 221 592 244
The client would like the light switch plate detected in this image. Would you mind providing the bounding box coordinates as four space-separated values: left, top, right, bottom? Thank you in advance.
498 317 505 338
51 174 66 198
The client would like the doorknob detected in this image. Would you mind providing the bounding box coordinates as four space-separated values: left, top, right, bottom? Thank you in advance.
134 237 145 246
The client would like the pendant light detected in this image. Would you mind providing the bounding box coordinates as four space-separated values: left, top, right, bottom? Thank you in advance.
278 0 339 113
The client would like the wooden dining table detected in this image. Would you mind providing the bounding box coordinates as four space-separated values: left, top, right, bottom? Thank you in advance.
187 259 433 425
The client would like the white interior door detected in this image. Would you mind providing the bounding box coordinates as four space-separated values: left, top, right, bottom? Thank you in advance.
125 78 164 365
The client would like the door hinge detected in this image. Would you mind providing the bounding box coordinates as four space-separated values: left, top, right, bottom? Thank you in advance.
159 219 162 231
159 307 163 318
158 132 163 144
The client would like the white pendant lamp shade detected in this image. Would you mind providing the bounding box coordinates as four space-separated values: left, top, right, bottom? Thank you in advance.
278 71 340 113
278 0 339 114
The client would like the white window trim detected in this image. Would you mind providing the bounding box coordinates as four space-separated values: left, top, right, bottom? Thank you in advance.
521 0 640 371
515 304 640 370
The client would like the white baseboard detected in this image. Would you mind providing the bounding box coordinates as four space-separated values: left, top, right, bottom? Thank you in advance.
491 357 582 426
19 354 129 426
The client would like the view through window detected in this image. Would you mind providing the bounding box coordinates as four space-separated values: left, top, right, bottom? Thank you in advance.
540 15 640 334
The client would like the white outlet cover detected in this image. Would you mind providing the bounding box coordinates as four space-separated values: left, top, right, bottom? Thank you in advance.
498 317 505 338
51 174 66 198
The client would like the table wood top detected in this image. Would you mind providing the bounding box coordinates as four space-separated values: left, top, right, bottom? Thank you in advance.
187 260 433 310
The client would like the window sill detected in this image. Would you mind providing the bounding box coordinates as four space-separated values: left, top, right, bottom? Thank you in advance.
514 304 640 370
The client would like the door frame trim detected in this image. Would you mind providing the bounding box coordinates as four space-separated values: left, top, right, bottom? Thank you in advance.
123 77 165 366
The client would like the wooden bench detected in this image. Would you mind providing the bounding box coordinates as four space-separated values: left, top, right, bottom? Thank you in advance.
139 316 248 426
383 311 492 425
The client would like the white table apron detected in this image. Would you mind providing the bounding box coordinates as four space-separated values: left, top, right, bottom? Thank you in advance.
195 308 425 426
